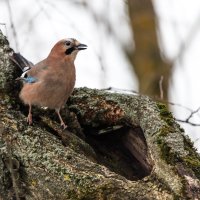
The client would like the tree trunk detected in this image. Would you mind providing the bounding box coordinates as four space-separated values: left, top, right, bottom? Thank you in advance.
127 0 172 100
0 30 200 199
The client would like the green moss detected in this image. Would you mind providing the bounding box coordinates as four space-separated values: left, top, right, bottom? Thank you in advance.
159 126 174 137
182 137 200 179
157 103 174 126
157 125 200 180
183 157 200 167
156 124 177 164
157 137 180 165
156 103 184 165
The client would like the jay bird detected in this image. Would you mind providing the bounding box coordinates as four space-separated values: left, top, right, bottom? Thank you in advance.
13 38 87 129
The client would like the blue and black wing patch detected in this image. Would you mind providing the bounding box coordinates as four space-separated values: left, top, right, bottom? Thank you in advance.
16 75 38 83
23 76 38 83
11 53 38 83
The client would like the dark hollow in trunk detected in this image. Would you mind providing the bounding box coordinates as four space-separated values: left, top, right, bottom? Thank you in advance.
84 126 153 180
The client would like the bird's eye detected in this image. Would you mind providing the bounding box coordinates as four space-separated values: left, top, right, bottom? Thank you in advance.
65 41 71 46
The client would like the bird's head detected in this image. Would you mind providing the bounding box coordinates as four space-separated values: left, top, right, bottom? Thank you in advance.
49 38 87 61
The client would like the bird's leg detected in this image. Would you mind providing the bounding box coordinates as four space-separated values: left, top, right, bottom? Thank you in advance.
27 104 32 125
55 109 67 130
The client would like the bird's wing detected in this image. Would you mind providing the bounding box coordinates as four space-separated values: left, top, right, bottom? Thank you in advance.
26 59 48 78
10 53 34 72
11 53 40 83
11 52 48 83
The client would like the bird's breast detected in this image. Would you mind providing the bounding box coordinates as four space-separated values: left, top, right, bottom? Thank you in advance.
58 64 76 94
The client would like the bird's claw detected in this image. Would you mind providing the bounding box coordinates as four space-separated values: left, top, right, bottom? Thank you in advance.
61 122 67 130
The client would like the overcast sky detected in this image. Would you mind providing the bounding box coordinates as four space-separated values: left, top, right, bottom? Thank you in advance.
154 0 200 150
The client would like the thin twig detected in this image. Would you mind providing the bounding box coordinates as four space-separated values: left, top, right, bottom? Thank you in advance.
0 22 8 36
6 0 19 51
175 119 200 127
173 13 200 63
164 101 193 112
104 86 138 94
159 75 164 100
176 106 200 126
185 107 200 123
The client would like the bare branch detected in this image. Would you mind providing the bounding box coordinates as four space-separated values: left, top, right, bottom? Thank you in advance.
0 23 8 36
175 106 200 127
104 87 138 94
173 13 200 63
159 75 164 100
175 119 200 127
185 107 200 122
6 0 19 51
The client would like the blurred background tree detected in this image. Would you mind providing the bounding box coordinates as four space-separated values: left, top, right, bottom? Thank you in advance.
127 0 172 99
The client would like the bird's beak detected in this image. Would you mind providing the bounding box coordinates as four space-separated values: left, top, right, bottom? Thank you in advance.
76 44 87 50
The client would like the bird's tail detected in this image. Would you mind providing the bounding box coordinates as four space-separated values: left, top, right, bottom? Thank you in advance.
10 53 34 72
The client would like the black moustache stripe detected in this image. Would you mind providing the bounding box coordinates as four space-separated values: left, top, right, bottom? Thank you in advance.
65 47 75 55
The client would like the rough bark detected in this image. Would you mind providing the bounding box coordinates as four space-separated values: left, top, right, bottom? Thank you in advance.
0 30 200 199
